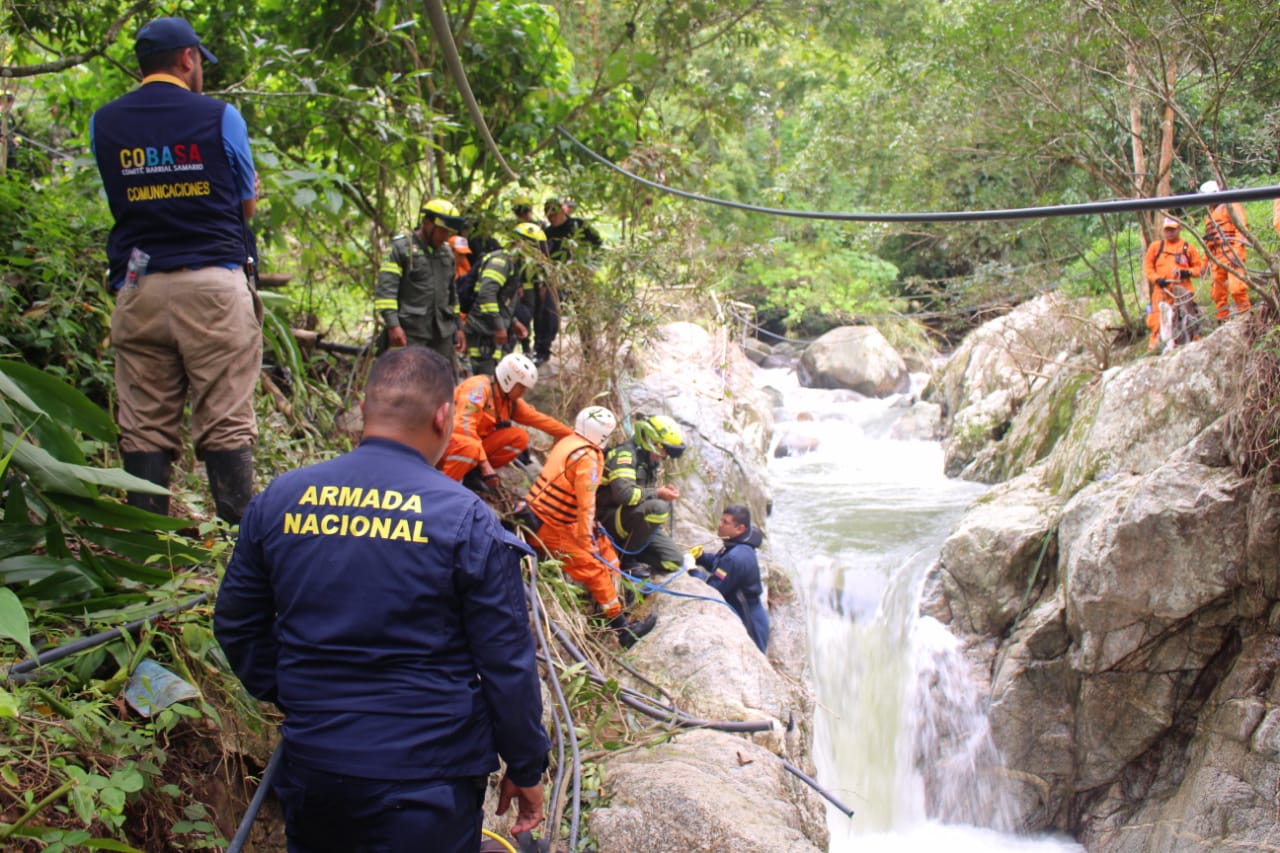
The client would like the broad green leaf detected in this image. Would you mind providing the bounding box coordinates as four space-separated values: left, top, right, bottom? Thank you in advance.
4 435 90 497
69 785 95 825
0 369 42 414
46 494 190 531
81 840 146 852
0 522 47 559
70 466 170 495
0 361 116 443
0 587 37 660
74 527 209 566
15 568 102 602
47 592 153 614
0 688 19 719
0 555 93 585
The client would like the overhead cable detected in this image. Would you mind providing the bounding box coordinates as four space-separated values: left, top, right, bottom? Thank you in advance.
554 127 1280 224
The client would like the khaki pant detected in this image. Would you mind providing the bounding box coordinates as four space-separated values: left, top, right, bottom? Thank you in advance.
111 266 262 455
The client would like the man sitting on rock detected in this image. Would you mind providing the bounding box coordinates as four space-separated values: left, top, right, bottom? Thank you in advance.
596 414 687 577
692 504 769 653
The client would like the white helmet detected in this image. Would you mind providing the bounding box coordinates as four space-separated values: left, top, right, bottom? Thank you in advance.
574 406 617 447
1199 179 1220 194
495 353 538 394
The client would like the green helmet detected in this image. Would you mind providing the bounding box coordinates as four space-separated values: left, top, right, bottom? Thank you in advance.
420 198 465 232
634 415 685 458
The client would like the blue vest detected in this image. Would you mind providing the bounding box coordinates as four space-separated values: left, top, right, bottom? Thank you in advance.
93 81 247 286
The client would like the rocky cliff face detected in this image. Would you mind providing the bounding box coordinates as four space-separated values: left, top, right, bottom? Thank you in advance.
921 297 1280 851
587 322 829 853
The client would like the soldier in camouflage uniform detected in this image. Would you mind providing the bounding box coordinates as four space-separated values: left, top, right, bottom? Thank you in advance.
463 222 545 376
374 198 466 364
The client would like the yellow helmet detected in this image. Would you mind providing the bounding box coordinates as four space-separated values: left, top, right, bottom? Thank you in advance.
420 198 465 232
634 415 685 458
514 222 547 243
513 193 534 212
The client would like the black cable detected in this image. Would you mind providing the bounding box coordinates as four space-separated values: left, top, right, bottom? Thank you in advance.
225 742 284 853
5 593 210 683
555 126 1280 224
526 563 581 850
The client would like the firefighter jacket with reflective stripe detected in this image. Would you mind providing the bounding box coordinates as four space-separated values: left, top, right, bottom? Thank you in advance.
463 250 536 339
450 375 572 466
214 437 550 787
526 434 600 543
597 440 660 516
374 232 458 338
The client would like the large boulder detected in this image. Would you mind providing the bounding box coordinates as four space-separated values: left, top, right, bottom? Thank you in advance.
589 729 825 853
921 318 1280 849
797 325 908 396
927 293 1114 479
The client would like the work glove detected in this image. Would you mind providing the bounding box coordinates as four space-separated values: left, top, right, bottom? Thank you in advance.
608 611 657 649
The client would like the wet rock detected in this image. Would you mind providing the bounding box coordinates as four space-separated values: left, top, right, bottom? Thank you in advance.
797 325 908 397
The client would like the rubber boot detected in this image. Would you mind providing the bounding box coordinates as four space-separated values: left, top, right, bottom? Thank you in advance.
608 611 657 649
122 450 171 516
202 447 255 525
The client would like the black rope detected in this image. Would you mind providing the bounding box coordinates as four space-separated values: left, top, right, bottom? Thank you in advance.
5 593 210 683
555 126 1280 224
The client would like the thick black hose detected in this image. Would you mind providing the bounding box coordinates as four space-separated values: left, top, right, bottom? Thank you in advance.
526 565 581 849
5 593 210 682
225 742 284 853
556 126 1280 224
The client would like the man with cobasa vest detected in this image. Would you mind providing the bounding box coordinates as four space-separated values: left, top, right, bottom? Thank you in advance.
215 346 549 851
439 353 572 492
524 406 656 648
375 198 466 365
91 16 260 523
597 414 687 576
1199 180 1251 321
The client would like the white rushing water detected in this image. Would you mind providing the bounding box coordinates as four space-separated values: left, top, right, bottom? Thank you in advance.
758 367 1081 853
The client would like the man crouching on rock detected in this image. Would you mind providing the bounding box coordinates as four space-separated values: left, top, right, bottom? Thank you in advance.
214 346 549 852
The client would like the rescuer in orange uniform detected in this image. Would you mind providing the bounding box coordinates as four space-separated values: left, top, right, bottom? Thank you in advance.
1143 217 1205 352
1199 180 1251 321
523 406 656 647
439 352 571 492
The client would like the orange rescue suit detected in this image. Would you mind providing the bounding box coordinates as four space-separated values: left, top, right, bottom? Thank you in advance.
1143 236 1204 350
439 374 572 481
1203 202 1250 320
525 434 622 617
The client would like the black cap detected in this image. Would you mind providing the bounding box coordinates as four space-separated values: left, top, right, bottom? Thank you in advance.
135 17 218 65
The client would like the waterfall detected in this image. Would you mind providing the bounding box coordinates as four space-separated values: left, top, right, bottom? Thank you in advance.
758 367 1080 852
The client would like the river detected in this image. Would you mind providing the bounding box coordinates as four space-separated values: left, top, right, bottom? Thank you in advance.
758 367 1082 853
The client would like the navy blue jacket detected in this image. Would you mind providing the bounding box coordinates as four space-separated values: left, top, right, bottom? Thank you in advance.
695 526 770 653
92 79 250 287
214 438 550 786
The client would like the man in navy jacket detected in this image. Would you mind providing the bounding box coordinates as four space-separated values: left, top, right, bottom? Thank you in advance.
693 504 770 653
215 347 549 852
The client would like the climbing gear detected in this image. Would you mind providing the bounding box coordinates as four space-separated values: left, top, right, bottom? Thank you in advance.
514 222 547 244
633 415 685 459
496 352 538 394
202 446 255 524
420 198 465 232
122 450 172 515
574 406 617 448
608 610 656 649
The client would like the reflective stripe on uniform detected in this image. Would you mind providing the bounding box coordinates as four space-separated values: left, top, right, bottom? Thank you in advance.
379 261 403 276
374 299 398 311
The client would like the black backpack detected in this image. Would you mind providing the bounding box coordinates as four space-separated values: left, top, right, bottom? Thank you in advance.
456 264 481 314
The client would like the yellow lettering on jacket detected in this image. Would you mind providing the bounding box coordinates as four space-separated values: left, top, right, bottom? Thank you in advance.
281 512 431 543
296 485 422 513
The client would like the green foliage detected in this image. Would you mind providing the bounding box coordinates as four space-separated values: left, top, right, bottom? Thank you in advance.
0 171 115 404
739 240 901 334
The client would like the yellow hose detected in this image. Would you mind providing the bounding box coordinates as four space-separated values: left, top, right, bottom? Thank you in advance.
482 828 519 853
